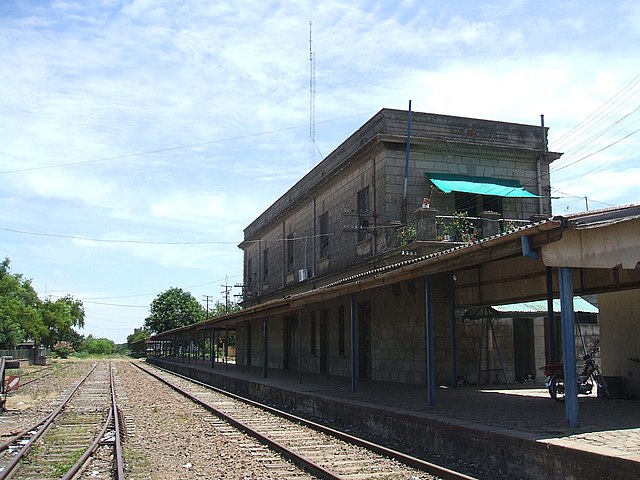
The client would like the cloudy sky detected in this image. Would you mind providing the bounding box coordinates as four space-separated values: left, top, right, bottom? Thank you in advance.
1 0 639 344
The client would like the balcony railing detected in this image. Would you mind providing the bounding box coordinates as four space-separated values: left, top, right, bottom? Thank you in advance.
402 208 548 245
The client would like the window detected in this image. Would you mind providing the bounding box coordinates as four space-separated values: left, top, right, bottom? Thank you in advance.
246 259 253 288
262 248 269 280
310 311 317 356
338 305 345 356
483 195 503 215
357 187 370 242
455 192 478 217
319 213 329 258
287 233 294 271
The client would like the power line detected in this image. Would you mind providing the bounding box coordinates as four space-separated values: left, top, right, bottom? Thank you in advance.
0 227 238 245
0 112 372 175
1 226 332 245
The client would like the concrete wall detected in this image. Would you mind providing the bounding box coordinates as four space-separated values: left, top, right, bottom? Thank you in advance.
598 289 640 396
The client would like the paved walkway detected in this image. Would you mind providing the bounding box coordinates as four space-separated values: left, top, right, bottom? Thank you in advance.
164 359 640 465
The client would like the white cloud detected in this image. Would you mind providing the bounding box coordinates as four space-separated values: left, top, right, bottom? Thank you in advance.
1 0 639 342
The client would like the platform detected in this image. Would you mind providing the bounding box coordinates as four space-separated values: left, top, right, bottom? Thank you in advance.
146 357 640 480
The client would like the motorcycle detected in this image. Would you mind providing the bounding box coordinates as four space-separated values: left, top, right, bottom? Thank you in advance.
540 342 609 401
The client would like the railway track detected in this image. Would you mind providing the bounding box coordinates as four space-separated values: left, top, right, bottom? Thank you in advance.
133 361 477 480
0 361 124 480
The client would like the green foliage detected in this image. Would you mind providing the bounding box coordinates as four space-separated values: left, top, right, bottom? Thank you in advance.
449 211 472 241
113 343 129 355
144 287 204 334
52 341 75 358
0 257 42 348
208 300 242 319
82 335 115 355
0 258 86 349
127 327 151 349
40 295 85 348
397 224 416 246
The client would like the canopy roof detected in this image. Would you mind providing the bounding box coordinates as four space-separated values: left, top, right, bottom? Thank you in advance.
427 172 538 198
492 296 598 314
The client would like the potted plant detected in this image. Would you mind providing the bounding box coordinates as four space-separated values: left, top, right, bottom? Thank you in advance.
451 211 472 242
397 224 416 246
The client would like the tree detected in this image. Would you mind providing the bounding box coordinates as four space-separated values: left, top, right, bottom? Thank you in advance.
83 335 115 355
144 287 204 334
127 327 151 350
0 258 86 349
40 295 85 348
209 300 243 318
0 257 44 348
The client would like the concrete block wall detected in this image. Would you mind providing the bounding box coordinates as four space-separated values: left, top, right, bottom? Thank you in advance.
242 110 556 302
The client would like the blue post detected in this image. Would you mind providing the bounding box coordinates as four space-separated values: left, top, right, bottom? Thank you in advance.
559 267 579 427
450 274 457 388
425 276 436 405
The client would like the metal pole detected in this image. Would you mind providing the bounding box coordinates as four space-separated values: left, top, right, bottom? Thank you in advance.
546 267 557 363
263 317 269 378
350 293 358 393
559 267 579 427
425 276 436 405
298 309 303 384
449 274 457 388
401 100 413 225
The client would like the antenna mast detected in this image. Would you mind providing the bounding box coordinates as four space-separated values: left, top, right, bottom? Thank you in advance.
309 20 316 168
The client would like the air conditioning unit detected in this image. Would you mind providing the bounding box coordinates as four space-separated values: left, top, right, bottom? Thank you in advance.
298 269 308 282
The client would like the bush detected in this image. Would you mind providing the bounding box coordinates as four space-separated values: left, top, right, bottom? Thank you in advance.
52 341 75 358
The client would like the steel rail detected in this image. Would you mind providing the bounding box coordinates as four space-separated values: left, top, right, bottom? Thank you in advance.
0 362 99 480
18 363 72 388
134 361 477 480
111 361 125 479
133 362 339 480
60 362 124 480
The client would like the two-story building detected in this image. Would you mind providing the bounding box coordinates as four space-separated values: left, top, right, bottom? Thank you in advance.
236 108 562 385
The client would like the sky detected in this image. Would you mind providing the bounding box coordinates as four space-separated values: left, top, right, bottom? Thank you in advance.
1 0 639 344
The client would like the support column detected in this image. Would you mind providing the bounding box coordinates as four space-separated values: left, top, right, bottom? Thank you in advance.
263 317 269 378
546 266 558 363
425 276 436 405
298 309 303 384
414 207 439 241
214 328 216 368
224 326 228 368
559 267 579 427
449 274 457 388
350 293 358 393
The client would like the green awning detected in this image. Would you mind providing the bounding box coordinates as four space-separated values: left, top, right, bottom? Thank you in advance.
426 173 538 198
492 297 598 314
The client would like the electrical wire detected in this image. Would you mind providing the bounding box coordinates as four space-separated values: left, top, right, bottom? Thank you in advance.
0 112 372 175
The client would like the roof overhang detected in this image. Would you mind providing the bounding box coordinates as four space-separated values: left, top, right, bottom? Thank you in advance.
491 296 598 315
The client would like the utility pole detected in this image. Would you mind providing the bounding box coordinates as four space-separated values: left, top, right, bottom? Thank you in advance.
221 276 232 314
202 295 214 320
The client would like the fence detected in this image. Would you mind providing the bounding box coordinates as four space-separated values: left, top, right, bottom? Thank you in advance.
0 347 51 361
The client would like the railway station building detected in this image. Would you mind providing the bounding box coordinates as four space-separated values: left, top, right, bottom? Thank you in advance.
147 108 640 478
151 109 640 397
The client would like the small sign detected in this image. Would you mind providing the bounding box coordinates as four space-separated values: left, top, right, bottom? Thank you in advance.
6 376 20 392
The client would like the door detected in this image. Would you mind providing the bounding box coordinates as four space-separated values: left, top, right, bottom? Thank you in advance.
320 310 329 374
513 318 535 382
358 302 372 379
283 316 296 370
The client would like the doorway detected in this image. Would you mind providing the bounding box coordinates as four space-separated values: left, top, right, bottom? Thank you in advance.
320 309 329 374
513 318 535 382
358 302 372 379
